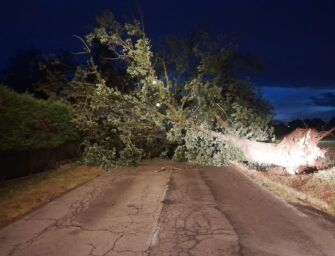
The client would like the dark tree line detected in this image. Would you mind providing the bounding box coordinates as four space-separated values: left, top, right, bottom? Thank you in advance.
274 118 335 138
0 45 133 99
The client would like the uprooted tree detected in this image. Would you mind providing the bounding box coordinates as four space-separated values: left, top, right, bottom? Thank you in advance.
69 13 334 174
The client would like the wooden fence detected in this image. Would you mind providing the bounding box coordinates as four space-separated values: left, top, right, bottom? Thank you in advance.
0 143 80 180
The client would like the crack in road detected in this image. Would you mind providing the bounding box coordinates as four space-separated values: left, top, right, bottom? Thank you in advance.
1 161 335 256
199 170 244 256
144 171 173 256
147 169 240 255
5 167 243 256
7 185 113 256
101 233 125 256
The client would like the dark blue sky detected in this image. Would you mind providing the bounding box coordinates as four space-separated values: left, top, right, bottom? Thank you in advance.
1 0 334 121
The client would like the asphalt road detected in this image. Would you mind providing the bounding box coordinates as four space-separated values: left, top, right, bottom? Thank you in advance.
0 160 334 256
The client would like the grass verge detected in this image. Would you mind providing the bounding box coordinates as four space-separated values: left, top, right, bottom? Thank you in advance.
0 163 105 227
232 161 335 217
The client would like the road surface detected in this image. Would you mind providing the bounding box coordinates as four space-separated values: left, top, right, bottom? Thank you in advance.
0 160 334 256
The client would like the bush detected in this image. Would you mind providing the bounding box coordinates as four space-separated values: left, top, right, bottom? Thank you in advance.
168 127 245 166
0 86 77 152
70 79 167 168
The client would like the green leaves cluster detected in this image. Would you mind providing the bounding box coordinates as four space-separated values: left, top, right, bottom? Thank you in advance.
86 14 156 87
69 64 168 168
168 125 245 165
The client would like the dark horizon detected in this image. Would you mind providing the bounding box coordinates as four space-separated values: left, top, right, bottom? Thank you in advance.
1 0 334 121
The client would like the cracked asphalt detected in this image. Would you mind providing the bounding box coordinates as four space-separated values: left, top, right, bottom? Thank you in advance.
0 160 335 256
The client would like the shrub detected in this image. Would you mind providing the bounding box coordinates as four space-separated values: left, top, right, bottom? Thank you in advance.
0 86 77 152
168 127 245 166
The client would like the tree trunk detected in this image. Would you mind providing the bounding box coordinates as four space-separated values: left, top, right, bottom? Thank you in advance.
192 125 333 174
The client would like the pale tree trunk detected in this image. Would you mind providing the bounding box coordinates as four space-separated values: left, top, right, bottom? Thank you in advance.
193 125 334 174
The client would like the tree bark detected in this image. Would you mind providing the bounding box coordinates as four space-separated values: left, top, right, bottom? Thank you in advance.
192 125 333 174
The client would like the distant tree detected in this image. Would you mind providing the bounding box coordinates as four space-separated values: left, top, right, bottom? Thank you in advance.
87 36 135 93
32 52 76 100
307 118 326 131
287 119 306 131
272 120 290 139
288 118 326 132
0 49 76 99
327 117 335 130
0 48 40 92
157 32 261 87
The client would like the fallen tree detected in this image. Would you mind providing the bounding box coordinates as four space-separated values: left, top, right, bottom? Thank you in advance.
193 125 334 174
70 14 334 174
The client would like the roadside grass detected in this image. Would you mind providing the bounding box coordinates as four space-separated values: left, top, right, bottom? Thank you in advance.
232 142 335 217
319 138 335 148
233 162 335 216
0 164 105 227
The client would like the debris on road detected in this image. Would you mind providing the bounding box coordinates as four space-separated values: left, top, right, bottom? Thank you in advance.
154 166 182 173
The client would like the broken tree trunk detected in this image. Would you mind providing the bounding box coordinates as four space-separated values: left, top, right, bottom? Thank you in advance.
157 102 334 174
193 125 334 174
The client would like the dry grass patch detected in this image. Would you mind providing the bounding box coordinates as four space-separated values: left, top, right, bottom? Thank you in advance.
265 168 335 206
0 164 105 227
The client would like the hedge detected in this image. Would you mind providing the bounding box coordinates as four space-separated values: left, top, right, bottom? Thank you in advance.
0 86 77 152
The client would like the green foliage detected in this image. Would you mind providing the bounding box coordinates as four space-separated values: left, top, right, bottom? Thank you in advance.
168 126 245 165
163 35 273 164
32 53 75 100
0 86 77 152
69 65 167 168
86 14 156 87
70 14 274 168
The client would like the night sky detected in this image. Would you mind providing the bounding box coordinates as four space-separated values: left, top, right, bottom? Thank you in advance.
1 0 334 122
